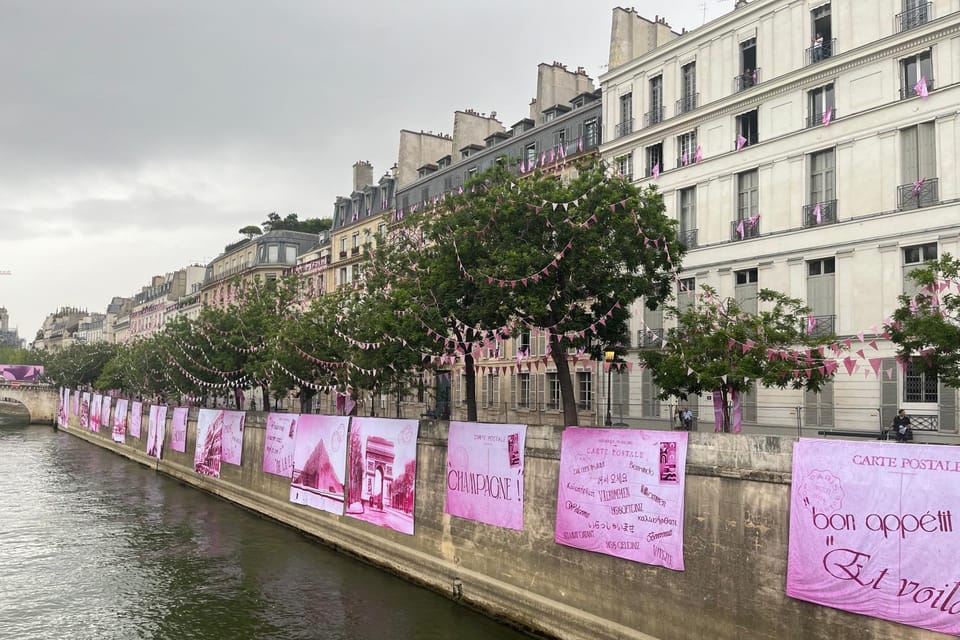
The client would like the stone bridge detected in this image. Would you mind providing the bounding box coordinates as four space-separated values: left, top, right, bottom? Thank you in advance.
0 383 57 424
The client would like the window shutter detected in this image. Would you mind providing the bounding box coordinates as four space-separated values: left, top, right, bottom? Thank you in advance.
901 126 919 183
880 357 898 430
940 382 957 432
510 373 517 408
537 373 545 410
509 336 517 358
918 122 937 178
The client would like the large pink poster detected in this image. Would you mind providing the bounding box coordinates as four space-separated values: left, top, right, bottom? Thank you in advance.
90 393 102 432
80 392 90 430
264 413 298 477
72 390 80 417
111 398 128 444
194 409 223 478
555 427 688 571
289 414 349 515
346 417 419 535
787 438 960 635
170 407 188 452
129 401 143 438
146 405 167 459
445 421 526 530
57 388 69 428
100 396 111 433
217 410 245 465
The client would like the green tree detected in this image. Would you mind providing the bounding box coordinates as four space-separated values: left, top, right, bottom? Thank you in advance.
888 254 960 388
239 225 263 239
261 212 332 234
41 342 118 388
640 286 836 431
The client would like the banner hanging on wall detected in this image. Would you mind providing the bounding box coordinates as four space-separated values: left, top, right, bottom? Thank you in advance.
90 393 102 432
787 438 960 635
80 392 91 430
170 407 189 453
111 398 128 444
345 417 420 535
555 427 688 571
263 413 298 478
289 414 349 515
129 401 143 439
146 405 167 459
194 408 224 478
100 396 112 434
217 410 245 465
445 421 526 530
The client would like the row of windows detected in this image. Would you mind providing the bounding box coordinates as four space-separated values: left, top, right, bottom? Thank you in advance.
666 119 937 247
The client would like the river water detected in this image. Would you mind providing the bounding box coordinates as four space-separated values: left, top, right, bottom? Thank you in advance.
0 422 535 640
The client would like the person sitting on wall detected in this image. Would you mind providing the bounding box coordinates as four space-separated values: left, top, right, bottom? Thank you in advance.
892 409 912 442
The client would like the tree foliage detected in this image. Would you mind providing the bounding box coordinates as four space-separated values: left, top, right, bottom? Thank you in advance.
888 254 960 389
640 286 836 431
261 212 332 235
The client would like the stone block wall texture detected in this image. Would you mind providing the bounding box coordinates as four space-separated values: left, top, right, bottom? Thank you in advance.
61 410 940 640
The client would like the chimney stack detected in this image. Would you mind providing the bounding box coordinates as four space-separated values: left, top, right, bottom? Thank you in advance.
352 160 373 192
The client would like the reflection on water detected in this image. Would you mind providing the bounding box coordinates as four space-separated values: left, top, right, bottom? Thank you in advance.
0 426 534 640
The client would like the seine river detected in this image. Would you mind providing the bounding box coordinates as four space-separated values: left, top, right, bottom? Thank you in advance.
0 420 534 640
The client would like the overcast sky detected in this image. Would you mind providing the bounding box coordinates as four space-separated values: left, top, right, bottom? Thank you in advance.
0 0 729 340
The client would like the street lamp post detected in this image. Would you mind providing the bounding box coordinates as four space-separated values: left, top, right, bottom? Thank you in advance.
604 350 615 426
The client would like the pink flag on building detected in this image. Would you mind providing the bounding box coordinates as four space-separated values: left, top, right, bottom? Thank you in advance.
694 145 703 163
788 438 960 635
555 427 688 570
681 151 689 166
822 108 833 127
812 202 822 224
736 220 745 239
651 162 660 179
914 75 929 98
736 134 748 151
445 421 527 530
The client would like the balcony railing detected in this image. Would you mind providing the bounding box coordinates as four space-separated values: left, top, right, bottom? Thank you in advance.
802 200 838 227
351 246 360 256
615 118 634 138
806 108 838 129
896 2 931 32
679 228 699 248
338 250 348 259
675 93 699 115
900 76 934 100
808 315 836 337
805 38 836 65
897 177 939 210
638 328 664 349
644 163 661 178
730 218 760 241
644 107 664 127
733 69 761 92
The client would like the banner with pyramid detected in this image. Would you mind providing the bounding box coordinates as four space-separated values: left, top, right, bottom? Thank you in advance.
290 414 350 515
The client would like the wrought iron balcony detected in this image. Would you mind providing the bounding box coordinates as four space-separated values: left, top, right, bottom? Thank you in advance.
808 315 836 337
802 200 838 227
615 118 634 138
898 177 939 210
900 77 934 100
351 246 360 256
730 218 760 241
679 228 698 248
644 107 664 127
896 2 931 32
675 93 699 115
733 69 761 92
806 108 838 129
805 38 836 65
338 250 348 259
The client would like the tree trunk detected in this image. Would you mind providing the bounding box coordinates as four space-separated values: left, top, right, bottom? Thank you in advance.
550 334 581 427
299 387 315 414
261 384 270 412
464 351 477 422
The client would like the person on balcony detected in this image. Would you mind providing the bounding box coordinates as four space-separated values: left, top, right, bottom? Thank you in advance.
813 33 824 61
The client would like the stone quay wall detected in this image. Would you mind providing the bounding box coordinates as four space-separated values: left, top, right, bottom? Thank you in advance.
59 410 938 640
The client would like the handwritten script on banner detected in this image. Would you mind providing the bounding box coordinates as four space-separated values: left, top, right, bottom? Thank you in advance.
555 428 687 571
170 407 189 453
445 421 526 530
788 438 960 634
263 413 298 477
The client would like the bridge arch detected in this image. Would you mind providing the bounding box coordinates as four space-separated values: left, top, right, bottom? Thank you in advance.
0 384 57 424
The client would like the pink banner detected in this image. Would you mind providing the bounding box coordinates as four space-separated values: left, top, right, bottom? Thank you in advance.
731 388 742 433
0 364 43 381
194 408 224 478
170 407 188 452
57 388 69 428
555 427 688 571
80 392 91 430
72 390 80 417
213 409 245 465
290 414 349 515
345 417 420 535
146 405 167 459
788 438 960 634
713 391 724 432
100 396 111 434
445 421 526 530
263 413 299 477
129 401 143 438
90 393 102 432
111 398 128 444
